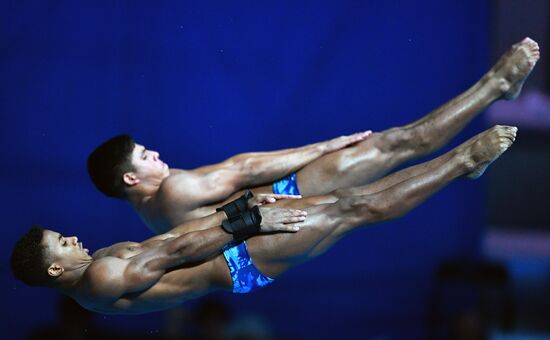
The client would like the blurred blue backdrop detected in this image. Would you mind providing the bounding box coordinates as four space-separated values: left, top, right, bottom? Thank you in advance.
1 1 491 338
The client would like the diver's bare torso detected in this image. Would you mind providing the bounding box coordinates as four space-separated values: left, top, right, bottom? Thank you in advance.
72 241 232 314
136 169 274 234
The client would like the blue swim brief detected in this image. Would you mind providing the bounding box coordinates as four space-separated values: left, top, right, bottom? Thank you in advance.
221 173 298 293
272 173 301 195
222 241 274 293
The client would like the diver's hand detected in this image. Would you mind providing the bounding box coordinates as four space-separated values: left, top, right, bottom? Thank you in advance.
258 207 307 232
320 130 372 153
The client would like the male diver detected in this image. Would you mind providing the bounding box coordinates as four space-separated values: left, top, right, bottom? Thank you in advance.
12 125 517 314
87 38 539 235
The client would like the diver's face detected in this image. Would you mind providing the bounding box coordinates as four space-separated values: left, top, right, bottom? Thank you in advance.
129 144 170 181
42 229 91 268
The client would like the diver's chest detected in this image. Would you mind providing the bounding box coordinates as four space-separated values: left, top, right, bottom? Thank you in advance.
108 242 145 259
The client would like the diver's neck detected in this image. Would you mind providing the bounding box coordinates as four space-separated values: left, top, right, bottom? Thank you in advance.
125 184 159 210
55 261 92 293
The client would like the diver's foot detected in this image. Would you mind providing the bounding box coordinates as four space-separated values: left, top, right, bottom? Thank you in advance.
456 125 517 179
486 37 540 100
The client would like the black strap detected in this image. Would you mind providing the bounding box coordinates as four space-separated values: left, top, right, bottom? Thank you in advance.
216 190 254 220
221 206 262 239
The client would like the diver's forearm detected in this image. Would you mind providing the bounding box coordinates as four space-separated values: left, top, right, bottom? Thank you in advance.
161 226 233 267
233 143 326 186
234 132 370 186
169 211 226 236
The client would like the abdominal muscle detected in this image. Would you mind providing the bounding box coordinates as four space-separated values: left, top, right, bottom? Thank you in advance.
117 256 233 314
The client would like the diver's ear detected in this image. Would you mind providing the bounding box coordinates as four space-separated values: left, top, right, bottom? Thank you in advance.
123 172 140 186
47 263 64 278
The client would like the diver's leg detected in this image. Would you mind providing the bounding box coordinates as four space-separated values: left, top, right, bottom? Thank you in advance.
248 125 517 277
295 38 539 196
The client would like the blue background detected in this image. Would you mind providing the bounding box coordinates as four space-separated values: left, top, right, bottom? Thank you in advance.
1 1 491 338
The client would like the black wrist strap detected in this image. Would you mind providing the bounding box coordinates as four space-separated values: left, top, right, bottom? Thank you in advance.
216 190 254 220
221 205 262 239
